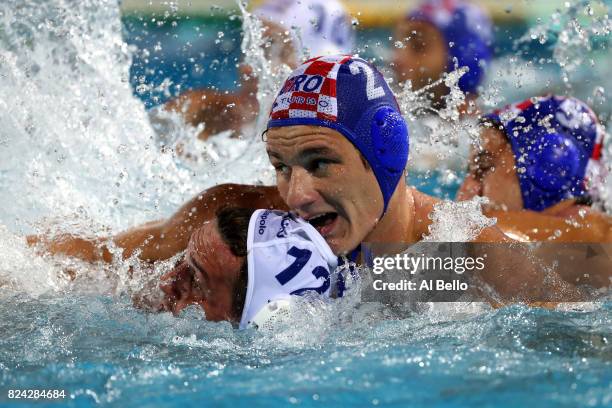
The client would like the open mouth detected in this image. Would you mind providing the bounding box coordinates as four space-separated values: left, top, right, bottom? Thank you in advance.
307 212 338 236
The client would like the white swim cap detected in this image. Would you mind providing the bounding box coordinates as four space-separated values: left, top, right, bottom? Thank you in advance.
240 209 338 329
254 0 354 59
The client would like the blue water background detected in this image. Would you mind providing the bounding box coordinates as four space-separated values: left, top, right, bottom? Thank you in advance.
1 295 610 407
1 8 611 408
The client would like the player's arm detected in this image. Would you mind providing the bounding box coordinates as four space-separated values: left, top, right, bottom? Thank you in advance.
467 213 588 303
490 209 612 243
28 184 287 264
411 190 585 303
163 88 256 140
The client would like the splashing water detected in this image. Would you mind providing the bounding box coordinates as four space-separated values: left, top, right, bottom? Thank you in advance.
0 0 198 231
518 0 612 87
0 1 611 406
236 0 293 134
396 64 481 173
0 0 278 299
423 197 497 242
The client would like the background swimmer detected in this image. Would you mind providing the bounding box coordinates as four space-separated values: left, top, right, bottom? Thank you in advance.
393 0 493 109
161 0 354 140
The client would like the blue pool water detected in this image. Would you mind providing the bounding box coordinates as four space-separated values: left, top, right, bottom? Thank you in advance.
1 0 611 406
1 294 611 407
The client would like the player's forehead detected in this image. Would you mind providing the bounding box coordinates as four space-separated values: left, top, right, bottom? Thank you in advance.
188 221 233 277
265 125 351 159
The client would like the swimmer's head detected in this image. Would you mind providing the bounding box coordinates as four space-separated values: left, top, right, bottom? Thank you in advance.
159 208 337 328
393 0 493 98
254 0 354 67
459 95 606 211
265 55 409 254
159 207 252 322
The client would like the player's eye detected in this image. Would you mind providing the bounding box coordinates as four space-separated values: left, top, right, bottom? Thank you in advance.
306 158 333 174
273 163 290 175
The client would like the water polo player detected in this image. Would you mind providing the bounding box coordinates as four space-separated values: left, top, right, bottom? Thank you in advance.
34 55 591 302
158 207 339 328
32 55 511 260
457 95 611 243
393 0 493 107
161 0 354 140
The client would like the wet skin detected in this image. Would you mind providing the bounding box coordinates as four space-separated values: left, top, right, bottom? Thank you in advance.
159 219 244 322
457 128 524 212
266 125 386 255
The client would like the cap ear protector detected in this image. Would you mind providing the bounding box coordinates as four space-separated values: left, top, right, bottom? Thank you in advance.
369 107 409 206
514 131 585 209
525 133 582 191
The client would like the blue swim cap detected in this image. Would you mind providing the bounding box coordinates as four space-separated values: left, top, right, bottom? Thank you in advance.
408 0 493 95
484 95 605 211
267 55 409 215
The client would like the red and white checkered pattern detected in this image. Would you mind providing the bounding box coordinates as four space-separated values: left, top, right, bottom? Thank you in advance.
270 55 352 122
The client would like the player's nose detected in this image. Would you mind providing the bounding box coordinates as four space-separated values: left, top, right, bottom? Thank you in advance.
285 167 320 214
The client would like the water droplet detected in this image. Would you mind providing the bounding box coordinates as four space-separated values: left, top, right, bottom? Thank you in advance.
135 84 148 94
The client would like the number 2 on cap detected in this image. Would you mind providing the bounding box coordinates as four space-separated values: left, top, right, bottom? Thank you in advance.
349 60 385 100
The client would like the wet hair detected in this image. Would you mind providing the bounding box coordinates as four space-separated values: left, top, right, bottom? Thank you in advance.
215 207 256 320
216 207 255 257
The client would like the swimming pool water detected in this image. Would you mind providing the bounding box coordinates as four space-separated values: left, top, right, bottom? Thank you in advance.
1 294 610 407
1 0 611 406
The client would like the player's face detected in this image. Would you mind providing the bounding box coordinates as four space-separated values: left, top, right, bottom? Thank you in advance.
392 20 448 92
457 128 524 211
159 220 244 321
266 125 383 255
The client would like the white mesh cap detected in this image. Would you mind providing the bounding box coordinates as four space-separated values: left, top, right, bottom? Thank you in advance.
254 0 354 59
239 210 338 329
